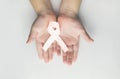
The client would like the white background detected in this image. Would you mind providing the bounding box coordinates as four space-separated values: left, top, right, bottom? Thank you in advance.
0 0 120 79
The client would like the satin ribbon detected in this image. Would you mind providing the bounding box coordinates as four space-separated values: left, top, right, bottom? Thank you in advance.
42 22 68 53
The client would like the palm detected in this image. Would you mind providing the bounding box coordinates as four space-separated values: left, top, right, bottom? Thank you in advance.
26 14 58 63
58 15 93 65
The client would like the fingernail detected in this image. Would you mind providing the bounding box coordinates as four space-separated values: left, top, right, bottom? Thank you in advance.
44 59 49 63
63 61 66 64
26 40 29 44
68 62 72 65
89 38 94 43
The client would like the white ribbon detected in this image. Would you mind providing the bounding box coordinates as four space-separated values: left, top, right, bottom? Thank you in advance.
42 22 68 53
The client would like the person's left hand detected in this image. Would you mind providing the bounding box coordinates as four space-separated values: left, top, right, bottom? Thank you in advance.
58 14 94 65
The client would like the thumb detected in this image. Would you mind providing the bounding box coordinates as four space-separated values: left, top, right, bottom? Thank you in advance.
80 30 94 43
26 31 37 44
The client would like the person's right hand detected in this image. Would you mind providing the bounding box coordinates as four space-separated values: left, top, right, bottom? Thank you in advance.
26 14 59 63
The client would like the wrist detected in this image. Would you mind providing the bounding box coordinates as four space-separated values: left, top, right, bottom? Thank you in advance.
30 0 55 16
59 8 78 19
38 10 56 22
38 9 55 16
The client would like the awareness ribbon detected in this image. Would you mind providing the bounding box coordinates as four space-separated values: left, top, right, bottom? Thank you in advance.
42 22 68 53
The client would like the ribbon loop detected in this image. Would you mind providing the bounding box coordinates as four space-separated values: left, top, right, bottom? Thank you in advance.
48 22 60 35
42 22 68 53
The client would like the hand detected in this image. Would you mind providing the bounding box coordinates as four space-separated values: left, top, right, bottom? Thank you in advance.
26 14 60 63
58 14 94 65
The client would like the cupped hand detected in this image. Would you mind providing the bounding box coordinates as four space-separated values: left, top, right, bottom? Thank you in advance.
26 14 60 63
58 14 94 65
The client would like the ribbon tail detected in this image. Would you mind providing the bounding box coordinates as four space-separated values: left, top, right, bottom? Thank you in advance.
55 36 68 52
43 36 55 52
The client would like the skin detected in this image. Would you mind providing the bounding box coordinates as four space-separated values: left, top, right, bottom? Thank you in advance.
59 0 94 65
58 15 93 65
58 0 93 65
26 0 58 63
26 0 94 65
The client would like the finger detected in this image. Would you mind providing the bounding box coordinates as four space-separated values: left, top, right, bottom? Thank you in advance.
36 42 43 59
80 30 94 43
73 43 79 62
26 30 38 44
67 45 74 65
42 47 49 63
62 51 67 64
56 44 61 56
48 44 54 60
